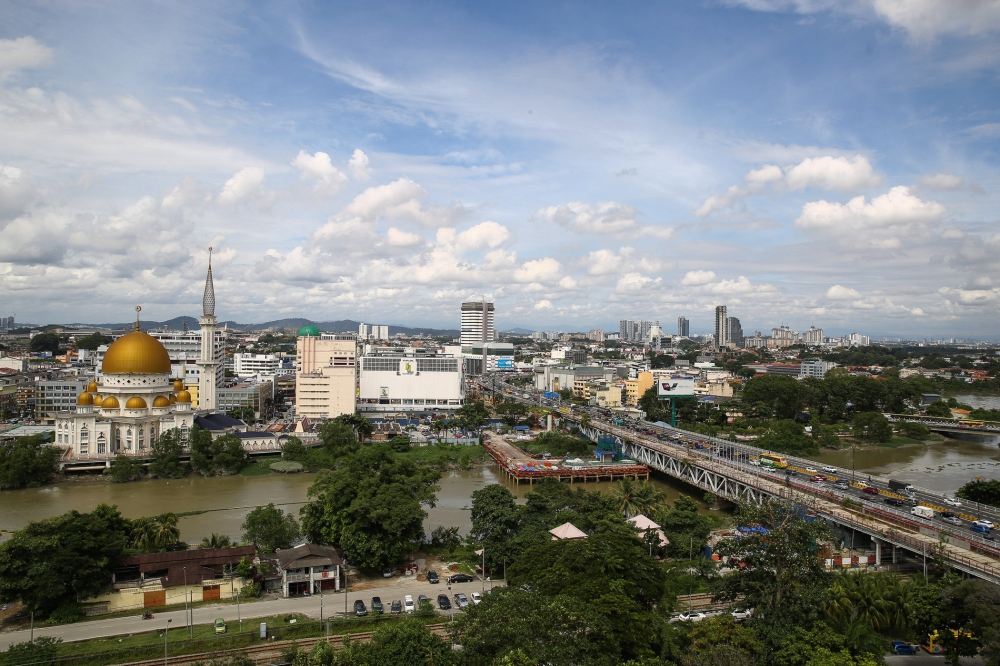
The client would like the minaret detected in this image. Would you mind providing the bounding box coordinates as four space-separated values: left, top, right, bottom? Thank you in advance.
196 247 219 411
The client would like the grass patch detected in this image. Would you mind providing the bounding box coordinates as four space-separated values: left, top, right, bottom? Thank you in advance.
519 431 593 458
29 613 443 666
879 437 926 448
395 444 488 470
239 457 281 476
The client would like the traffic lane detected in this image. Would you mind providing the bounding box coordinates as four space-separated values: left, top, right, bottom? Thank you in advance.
0 578 504 649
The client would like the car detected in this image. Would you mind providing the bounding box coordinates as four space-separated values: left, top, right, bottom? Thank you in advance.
975 520 996 529
390 600 402 614
371 596 383 614
214 618 227 634
382 567 393 578
437 594 452 610
731 609 752 621
884 498 904 507
418 594 429 609
809 475 825 483
863 486 880 495
943 515 963 525
823 466 838 474
805 467 818 474
890 641 917 655
749 459 761 466
427 570 439 584
834 480 850 489
454 593 469 608
941 511 957 518
971 523 991 534
449 573 475 584
354 600 368 617
403 595 415 613
944 496 962 507
676 611 706 622
471 592 482 605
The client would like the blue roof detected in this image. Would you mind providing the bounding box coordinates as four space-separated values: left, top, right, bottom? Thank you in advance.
237 431 273 438
514 425 530 431
194 414 246 430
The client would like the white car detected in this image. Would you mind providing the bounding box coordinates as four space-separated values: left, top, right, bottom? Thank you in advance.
805 467 818 474
731 609 752 621
944 497 962 507
470 592 482 605
823 466 837 474
749 459 761 466
974 520 995 529
403 595 415 613
676 611 706 622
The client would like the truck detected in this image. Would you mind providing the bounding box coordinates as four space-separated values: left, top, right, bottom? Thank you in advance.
912 505 934 519
889 479 915 493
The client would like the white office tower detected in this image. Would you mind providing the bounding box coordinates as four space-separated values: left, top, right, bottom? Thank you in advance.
461 301 494 351
197 250 219 411
714 305 729 347
359 323 369 338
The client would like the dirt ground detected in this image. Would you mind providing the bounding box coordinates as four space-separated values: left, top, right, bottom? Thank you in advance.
342 551 477 592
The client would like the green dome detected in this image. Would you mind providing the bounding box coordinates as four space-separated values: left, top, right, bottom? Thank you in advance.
298 325 320 337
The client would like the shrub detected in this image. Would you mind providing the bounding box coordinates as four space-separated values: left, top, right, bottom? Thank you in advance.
108 454 143 483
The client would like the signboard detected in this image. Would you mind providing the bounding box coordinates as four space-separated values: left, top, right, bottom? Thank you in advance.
379 386 389 398
496 357 514 370
657 377 694 398
400 360 415 375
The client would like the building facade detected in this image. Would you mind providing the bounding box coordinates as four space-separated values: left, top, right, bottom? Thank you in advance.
714 306 729 347
769 325 799 348
461 301 495 350
295 328 357 420
799 359 837 379
358 347 464 411
35 378 89 421
801 326 824 346
677 317 690 338
727 317 743 348
233 353 281 378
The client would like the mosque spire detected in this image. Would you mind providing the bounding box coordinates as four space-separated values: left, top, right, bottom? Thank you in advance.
202 247 215 317
135 305 141 332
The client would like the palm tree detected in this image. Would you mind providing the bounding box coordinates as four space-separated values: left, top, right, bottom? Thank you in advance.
631 479 666 517
201 533 233 549
614 477 640 518
151 513 180 550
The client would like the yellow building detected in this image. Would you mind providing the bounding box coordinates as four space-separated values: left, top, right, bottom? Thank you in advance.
624 372 654 406
295 327 357 420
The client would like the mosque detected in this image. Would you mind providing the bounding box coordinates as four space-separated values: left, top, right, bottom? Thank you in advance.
55 253 228 460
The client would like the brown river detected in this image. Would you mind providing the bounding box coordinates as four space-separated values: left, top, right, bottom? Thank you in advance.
3 423 999 542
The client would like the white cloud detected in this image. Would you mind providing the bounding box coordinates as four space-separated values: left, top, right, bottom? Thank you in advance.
827 284 863 300
349 149 371 180
681 270 717 286
0 37 54 76
385 227 423 247
514 257 562 284
292 150 348 195
534 299 553 310
919 172 964 191
938 286 1000 306
218 167 267 205
616 272 661 294
795 186 946 246
454 221 510 252
537 200 672 238
0 164 38 221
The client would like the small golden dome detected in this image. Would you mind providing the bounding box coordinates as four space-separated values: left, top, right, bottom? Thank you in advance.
176 390 192 403
76 392 93 406
169 394 177 404
87 381 98 393
125 396 147 409
152 396 170 408
101 331 172 375
92 394 101 404
173 379 184 392
101 396 120 409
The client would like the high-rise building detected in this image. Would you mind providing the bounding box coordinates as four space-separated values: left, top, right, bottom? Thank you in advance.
295 328 357 419
849 332 870 347
461 301 494 350
677 317 689 337
769 325 799 348
587 329 605 342
359 324 389 340
233 353 282 378
714 306 729 347
727 317 743 347
802 326 824 345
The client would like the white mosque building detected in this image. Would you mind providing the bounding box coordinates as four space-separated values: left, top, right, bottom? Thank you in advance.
54 252 245 461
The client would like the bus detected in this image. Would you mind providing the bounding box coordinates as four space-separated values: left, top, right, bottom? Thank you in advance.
760 453 788 469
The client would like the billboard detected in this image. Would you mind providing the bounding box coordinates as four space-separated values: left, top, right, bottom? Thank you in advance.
496 357 514 370
657 377 694 398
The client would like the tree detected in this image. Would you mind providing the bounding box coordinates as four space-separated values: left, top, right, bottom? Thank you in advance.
897 421 930 439
656 495 712 559
496 401 529 429
130 513 180 552
189 427 248 476
0 504 130 614
851 412 893 444
925 400 953 418
242 503 301 552
756 419 818 455
957 478 1000 508
814 425 842 449
108 454 142 483
612 477 665 519
29 333 60 355
388 435 411 452
317 420 358 460
201 533 233 549
457 400 490 438
74 332 112 351
470 484 522 572
0 637 61 666
682 614 762 666
0 435 61 489
281 437 309 463
318 618 457 665
147 428 186 479
300 443 439 570
741 375 807 419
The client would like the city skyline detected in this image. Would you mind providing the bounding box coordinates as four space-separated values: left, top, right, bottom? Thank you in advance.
1 3 998 335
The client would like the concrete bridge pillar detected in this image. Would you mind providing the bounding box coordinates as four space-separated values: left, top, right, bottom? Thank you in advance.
875 540 881 566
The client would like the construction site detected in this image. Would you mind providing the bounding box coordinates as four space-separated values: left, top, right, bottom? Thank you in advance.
482 432 651 485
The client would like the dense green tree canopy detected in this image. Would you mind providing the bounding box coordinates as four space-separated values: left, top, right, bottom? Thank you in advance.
74 332 112 350
190 428 249 476
147 428 186 479
957 478 1000 508
851 412 893 444
241 503 300 552
29 333 60 355
755 419 818 455
0 435 61 490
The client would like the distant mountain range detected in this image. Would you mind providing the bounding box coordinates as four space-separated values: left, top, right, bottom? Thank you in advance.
68 317 459 337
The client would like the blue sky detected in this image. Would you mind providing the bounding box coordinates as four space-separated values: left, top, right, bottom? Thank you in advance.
0 1 998 336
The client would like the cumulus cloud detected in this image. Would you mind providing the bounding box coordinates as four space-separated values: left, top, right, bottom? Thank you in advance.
616 272 661 294
534 299 553 310
0 164 38 221
537 200 672 238
514 257 562 284
938 285 1000 306
218 167 269 205
696 155 882 216
681 270 717 286
385 227 423 247
349 149 371 180
826 284 863 300
0 37 54 76
917 171 982 193
795 186 946 247
292 150 348 194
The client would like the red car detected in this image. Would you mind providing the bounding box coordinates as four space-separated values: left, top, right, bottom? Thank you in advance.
863 486 880 495
809 475 825 483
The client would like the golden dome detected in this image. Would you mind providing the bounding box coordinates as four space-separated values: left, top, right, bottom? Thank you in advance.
173 379 184 392
76 392 93 406
176 390 192 403
125 396 147 409
168 394 177 404
92 394 101 404
87 381 98 393
101 331 172 374
101 396 120 409
152 396 170 408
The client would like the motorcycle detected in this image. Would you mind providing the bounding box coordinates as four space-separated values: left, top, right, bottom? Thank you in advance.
142 611 153 620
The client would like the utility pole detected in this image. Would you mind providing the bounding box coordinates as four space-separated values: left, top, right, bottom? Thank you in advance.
183 567 189 639
164 618 172 666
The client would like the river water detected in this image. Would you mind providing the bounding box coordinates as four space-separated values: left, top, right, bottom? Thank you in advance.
6 424 1000 541
0 465 707 544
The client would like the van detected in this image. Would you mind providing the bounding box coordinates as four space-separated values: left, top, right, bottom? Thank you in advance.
912 505 934 519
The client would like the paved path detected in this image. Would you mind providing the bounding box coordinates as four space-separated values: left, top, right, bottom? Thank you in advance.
1 577 501 650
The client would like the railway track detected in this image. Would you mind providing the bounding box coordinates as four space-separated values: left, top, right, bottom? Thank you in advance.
122 623 450 666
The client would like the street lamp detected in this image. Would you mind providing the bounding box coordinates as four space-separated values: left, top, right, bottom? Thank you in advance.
183 566 190 639
163 618 172 666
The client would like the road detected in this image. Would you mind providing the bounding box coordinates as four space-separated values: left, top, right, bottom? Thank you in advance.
0 576 501 650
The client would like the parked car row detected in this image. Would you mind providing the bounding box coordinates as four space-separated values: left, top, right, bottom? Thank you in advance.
355 591 484 617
